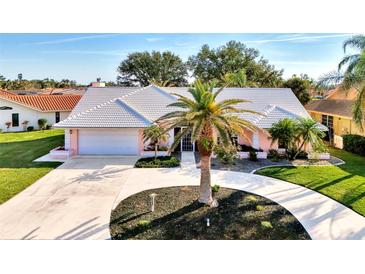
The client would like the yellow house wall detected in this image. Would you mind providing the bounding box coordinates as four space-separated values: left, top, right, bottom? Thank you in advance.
309 110 365 137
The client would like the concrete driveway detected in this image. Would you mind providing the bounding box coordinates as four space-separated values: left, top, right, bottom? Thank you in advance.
0 156 138 240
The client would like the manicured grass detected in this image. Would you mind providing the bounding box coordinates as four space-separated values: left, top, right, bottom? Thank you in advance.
110 186 310 240
256 147 365 216
0 129 64 204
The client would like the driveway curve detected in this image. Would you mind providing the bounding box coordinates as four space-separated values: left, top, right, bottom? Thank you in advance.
1 157 365 240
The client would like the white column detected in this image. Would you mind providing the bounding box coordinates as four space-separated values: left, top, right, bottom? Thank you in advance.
252 131 259 149
64 129 70 150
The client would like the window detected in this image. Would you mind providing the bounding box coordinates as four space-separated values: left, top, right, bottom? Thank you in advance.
12 113 19 127
322 114 334 142
0 106 13 110
55 112 60 123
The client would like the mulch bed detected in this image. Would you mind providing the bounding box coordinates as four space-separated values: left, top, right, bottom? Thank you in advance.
110 186 310 240
195 153 344 173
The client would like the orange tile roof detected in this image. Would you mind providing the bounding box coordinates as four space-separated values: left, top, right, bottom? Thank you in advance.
0 92 81 112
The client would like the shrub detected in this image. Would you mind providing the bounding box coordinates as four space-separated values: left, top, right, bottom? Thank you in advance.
46 125 52 130
211 184 220 193
27 126 34 132
214 144 239 165
248 151 258 161
246 195 258 203
158 146 168 151
135 156 180 168
286 148 307 160
256 205 265 211
343 134 365 156
38 118 47 130
267 149 280 162
137 220 151 227
5 121 11 129
261 221 273 229
239 144 263 152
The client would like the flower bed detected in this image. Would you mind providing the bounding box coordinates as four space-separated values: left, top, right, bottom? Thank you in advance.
239 151 267 159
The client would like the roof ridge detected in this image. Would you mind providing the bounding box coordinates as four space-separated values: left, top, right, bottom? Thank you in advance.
62 85 150 122
150 85 180 100
115 98 151 125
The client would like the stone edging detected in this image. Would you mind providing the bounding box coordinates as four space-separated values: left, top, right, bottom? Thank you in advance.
250 156 345 174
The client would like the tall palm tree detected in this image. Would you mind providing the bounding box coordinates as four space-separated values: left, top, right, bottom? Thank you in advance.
157 80 261 207
143 125 169 159
318 35 365 130
294 118 326 159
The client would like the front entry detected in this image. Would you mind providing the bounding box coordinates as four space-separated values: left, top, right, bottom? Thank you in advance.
181 132 194 151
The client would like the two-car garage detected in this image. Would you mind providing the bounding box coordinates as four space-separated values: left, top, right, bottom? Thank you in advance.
78 128 140 155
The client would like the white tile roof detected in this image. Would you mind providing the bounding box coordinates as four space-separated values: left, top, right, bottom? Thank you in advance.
55 85 313 129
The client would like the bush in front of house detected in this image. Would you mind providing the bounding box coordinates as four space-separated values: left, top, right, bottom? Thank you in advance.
27 126 34 132
239 144 263 152
38 118 48 130
249 150 258 161
214 144 239 165
343 134 365 156
135 156 180 168
267 149 281 162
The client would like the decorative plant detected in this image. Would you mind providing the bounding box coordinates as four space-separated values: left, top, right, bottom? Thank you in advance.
38 118 47 130
268 118 298 151
5 121 11 131
143 124 169 159
248 150 258 161
293 118 326 159
157 80 261 207
21 120 29 131
214 144 239 165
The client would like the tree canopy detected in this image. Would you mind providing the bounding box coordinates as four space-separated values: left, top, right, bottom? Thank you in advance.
187 41 283 87
0 75 79 90
117 51 188 87
282 74 312 105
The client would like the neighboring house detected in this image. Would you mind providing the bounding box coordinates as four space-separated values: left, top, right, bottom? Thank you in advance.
306 87 364 148
0 90 81 132
55 85 314 156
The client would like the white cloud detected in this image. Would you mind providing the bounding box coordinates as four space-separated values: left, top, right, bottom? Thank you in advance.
32 34 121 45
243 33 356 44
145 37 163 42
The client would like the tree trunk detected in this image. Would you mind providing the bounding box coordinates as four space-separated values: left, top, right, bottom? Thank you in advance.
154 143 158 159
198 154 218 207
294 140 305 159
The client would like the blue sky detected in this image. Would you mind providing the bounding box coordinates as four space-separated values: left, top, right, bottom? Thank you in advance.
0 33 356 84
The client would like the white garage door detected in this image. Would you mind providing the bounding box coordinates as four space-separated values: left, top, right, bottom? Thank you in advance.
78 129 139 155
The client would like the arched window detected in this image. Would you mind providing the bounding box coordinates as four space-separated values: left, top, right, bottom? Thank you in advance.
0 106 13 110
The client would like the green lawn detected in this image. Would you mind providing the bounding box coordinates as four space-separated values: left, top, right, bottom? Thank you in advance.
256 147 365 216
0 129 64 204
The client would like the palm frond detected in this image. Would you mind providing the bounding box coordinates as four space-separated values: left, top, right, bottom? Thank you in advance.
343 35 365 53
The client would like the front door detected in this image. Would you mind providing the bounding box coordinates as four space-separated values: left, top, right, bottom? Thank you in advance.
181 132 194 151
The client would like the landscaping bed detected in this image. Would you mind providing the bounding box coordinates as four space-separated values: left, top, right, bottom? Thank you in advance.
135 156 180 168
110 186 310 240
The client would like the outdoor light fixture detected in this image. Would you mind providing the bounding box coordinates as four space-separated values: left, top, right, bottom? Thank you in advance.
149 193 157 212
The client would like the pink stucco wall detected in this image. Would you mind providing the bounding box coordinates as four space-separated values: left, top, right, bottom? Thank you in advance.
70 129 79 156
238 129 278 151
138 129 144 153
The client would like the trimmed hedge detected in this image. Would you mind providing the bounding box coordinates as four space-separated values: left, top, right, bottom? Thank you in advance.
343 134 365 156
135 156 180 168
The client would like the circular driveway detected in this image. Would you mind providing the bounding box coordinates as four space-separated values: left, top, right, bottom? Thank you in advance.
1 156 365 240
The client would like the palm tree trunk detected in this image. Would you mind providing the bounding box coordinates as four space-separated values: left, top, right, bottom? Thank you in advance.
198 154 218 207
294 140 305 159
154 143 158 159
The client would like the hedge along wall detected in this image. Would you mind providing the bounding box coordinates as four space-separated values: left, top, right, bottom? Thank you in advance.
342 134 365 156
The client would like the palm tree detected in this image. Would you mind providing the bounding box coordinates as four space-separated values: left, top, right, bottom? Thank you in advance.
294 118 326 159
157 80 260 207
318 35 365 129
220 69 258 87
268 118 297 151
143 125 169 159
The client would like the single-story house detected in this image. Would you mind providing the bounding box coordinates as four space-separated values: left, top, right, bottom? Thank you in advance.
306 87 364 148
54 85 314 156
0 90 82 132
